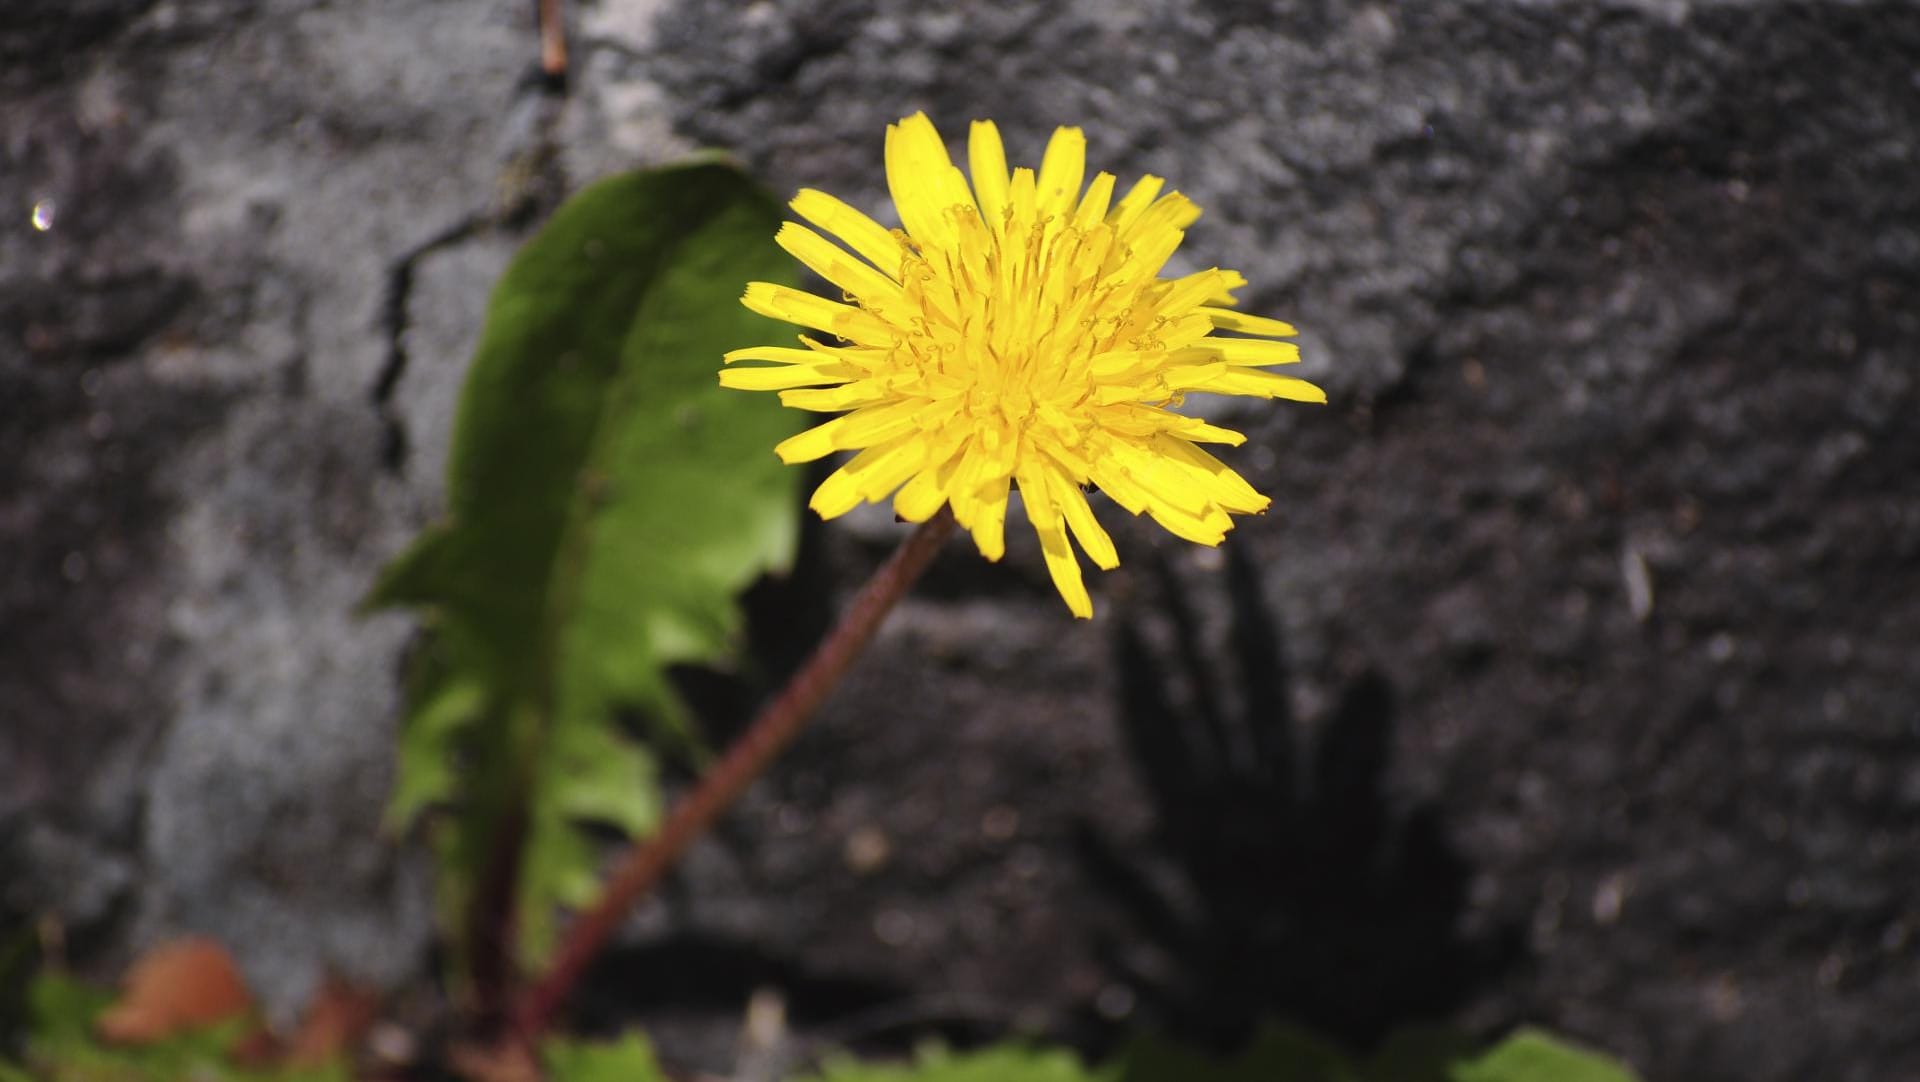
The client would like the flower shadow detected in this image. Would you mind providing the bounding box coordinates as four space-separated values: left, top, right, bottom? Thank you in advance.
1077 546 1523 1052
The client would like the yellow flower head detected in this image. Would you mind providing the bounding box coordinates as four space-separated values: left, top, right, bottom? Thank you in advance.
721 113 1324 617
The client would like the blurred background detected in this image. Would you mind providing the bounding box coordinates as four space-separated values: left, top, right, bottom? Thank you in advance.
3 2 1917 1081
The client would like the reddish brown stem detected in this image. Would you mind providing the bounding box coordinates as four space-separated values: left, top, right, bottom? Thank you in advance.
465 794 529 1028
513 510 957 1040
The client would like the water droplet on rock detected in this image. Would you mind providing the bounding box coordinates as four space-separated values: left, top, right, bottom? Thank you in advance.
843 826 891 874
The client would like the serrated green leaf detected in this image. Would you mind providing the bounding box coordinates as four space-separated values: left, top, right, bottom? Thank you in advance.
806 1043 1110 1082
1114 1024 1358 1082
1448 1029 1639 1082
370 158 804 968
384 669 486 832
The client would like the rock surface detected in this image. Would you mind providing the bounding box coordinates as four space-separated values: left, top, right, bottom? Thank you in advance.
4 2 1918 1080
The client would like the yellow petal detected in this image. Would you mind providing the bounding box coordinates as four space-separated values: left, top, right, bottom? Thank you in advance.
1157 269 1231 315
1102 405 1245 446
1107 174 1164 232
837 397 927 448
741 282 894 342
1108 441 1209 516
773 416 850 464
1150 434 1269 514
969 471 1011 562
1055 474 1119 570
776 222 902 301
1144 500 1233 546
771 416 848 462
1184 338 1303 366
1005 166 1038 236
849 435 931 502
1073 172 1116 229
809 433 926 517
777 382 890 411
1158 415 1247 446
722 344 836 365
1036 126 1087 219
791 188 908 275
1040 519 1093 617
1178 368 1327 401
1205 271 1250 306
1128 191 1203 237
719 362 858 391
886 112 969 248
808 463 865 519
894 466 951 522
1039 532 1092 616
1016 460 1093 618
1198 307 1298 338
968 119 1010 232
1086 456 1151 516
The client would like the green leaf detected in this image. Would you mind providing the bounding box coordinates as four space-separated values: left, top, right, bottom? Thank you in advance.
369 158 804 969
1449 1029 1640 1082
806 1043 1111 1082
1113 1025 1358 1082
542 1031 670 1082
23 973 113 1052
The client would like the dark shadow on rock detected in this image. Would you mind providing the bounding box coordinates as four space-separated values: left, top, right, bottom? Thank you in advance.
665 471 838 759
1076 546 1523 1053
571 929 908 1037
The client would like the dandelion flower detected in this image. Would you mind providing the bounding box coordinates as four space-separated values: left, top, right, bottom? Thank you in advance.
721 113 1324 617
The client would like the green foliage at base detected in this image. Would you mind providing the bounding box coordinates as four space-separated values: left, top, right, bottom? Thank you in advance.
3 974 346 1082
806 1043 1110 1082
799 1026 1639 1082
542 1031 671 1082
1449 1029 1637 1082
369 158 805 969
6 969 1638 1082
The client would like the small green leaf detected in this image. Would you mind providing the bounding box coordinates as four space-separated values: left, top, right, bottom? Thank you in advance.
542 1031 670 1082
370 158 804 967
1449 1029 1640 1082
806 1043 1110 1082
24 973 113 1051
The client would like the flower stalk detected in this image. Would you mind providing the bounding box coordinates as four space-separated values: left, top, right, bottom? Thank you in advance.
513 508 956 1040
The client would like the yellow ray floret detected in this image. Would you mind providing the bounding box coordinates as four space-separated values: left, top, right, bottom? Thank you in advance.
720 112 1324 618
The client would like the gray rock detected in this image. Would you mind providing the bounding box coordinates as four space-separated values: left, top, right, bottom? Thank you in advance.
0 0 550 1017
